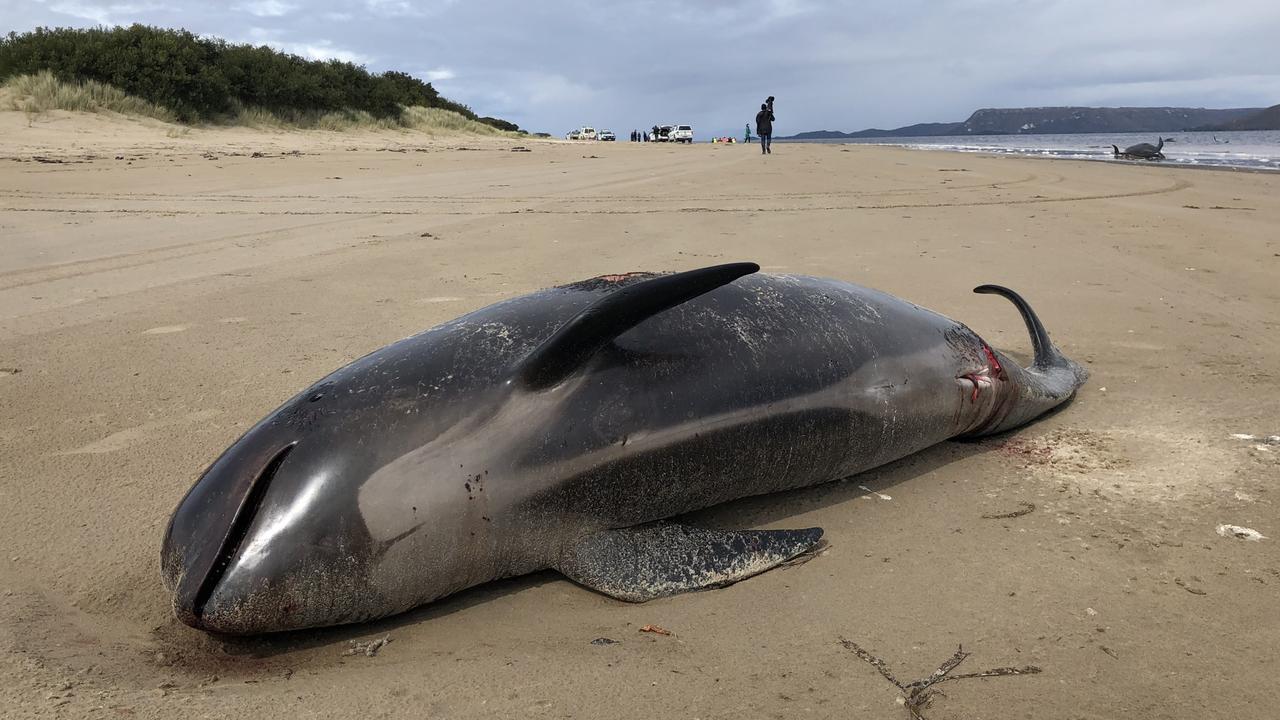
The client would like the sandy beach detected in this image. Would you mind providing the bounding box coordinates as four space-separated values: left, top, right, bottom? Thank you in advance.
1 110 1278 720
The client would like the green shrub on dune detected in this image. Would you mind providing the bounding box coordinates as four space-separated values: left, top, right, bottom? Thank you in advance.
477 116 519 132
0 25 513 132
2 26 233 121
2 70 509 134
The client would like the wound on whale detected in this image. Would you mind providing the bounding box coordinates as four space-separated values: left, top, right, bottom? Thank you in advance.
161 262 1088 634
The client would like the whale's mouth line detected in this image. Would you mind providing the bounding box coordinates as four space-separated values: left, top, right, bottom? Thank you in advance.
954 340 1010 403
191 442 296 622
959 369 993 402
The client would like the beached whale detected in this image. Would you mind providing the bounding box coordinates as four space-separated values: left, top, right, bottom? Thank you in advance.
161 263 1088 634
1113 138 1165 160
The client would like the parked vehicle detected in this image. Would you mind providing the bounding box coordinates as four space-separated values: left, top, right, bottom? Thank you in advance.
598 129 616 141
670 125 694 143
651 125 673 142
566 129 581 140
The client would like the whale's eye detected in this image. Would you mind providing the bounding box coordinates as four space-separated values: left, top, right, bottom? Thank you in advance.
307 382 334 402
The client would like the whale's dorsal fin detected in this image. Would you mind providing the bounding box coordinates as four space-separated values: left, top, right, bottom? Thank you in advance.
972 284 1063 369
555 521 823 602
518 262 759 390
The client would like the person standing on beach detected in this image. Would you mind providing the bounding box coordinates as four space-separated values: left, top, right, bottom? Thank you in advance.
755 102 774 155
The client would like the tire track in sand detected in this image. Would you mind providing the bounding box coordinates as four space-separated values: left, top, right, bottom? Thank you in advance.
0 176 1190 218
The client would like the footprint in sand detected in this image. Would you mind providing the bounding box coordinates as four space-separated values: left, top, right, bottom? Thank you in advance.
142 325 189 335
58 409 220 455
1111 340 1165 351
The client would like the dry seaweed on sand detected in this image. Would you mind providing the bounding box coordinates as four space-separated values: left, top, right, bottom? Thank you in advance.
342 635 391 657
839 639 1041 720
981 501 1036 519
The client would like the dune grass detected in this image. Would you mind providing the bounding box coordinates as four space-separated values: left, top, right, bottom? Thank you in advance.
399 106 510 135
231 103 512 135
227 102 287 130
4 70 175 121
3 71 519 137
312 109 403 132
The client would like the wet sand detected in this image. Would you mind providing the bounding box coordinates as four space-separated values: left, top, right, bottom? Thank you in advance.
1 110 1278 719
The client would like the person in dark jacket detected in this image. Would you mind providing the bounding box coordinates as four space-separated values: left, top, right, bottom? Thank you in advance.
755 103 775 154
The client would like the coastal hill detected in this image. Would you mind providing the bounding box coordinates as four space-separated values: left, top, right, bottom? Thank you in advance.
1196 104 1280 132
782 105 1270 139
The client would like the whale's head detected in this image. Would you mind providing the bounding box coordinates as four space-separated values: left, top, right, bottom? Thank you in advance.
160 335 515 635
160 378 388 634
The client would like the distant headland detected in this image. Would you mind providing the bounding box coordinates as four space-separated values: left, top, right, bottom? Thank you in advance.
779 105 1280 139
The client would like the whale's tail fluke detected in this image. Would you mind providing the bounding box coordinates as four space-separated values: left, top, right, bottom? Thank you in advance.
1156 137 1164 152
963 285 1089 436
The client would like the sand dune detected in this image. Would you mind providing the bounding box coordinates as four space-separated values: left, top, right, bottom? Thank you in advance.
2 109 1278 719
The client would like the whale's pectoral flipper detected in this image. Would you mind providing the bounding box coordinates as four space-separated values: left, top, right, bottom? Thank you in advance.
519 262 759 389
555 521 823 602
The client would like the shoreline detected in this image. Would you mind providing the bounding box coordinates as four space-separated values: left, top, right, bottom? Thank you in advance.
775 140 1280 174
775 127 1280 174
957 146 1280 175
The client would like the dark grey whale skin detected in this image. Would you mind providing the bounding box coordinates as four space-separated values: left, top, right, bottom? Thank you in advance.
161 268 1087 634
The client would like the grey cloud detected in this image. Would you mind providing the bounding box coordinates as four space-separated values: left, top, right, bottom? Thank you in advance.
4 0 1278 135
233 1 298 18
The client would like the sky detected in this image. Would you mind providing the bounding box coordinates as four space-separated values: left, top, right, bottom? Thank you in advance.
4 0 1280 137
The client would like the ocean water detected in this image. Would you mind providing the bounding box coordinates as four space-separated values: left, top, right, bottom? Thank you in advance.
786 130 1280 171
